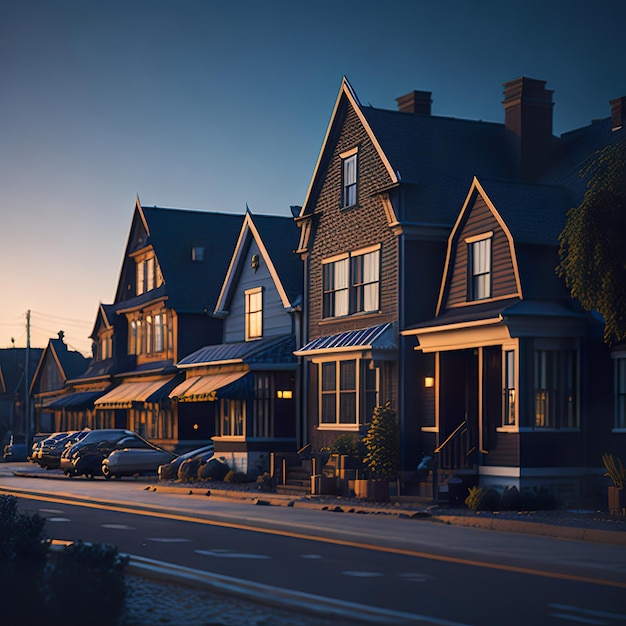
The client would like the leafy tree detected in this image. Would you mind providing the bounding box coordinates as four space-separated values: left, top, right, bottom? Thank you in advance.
557 137 626 344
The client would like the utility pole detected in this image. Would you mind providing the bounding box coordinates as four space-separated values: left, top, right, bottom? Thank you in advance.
24 310 31 448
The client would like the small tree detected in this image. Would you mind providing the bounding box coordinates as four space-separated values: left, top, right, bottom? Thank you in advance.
362 403 400 480
557 137 626 344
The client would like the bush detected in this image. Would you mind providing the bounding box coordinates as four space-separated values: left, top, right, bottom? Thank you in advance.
362 403 400 480
499 486 522 511
330 433 366 458
464 486 501 511
46 542 129 625
198 458 230 481
224 469 251 484
178 457 202 482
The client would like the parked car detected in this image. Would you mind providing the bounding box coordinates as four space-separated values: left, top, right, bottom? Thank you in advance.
157 444 215 481
102 444 176 479
2 436 28 462
37 430 89 470
60 429 145 478
31 431 73 464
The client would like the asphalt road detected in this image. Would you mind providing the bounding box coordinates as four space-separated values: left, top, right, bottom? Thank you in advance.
2 464 626 626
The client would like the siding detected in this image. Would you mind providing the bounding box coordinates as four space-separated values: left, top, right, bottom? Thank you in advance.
223 239 293 343
445 195 519 309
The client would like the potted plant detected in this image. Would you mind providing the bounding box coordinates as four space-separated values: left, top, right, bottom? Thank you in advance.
602 452 626 516
355 403 400 502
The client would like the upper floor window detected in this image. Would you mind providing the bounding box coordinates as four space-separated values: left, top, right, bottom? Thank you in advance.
136 255 163 296
503 350 516 426
341 150 358 208
245 288 263 340
129 310 167 356
322 247 380 318
467 235 491 301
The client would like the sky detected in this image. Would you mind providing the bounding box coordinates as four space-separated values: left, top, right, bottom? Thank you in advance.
1 0 625 357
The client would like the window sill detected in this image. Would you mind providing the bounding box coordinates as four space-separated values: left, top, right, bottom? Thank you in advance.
420 426 437 433
317 424 360 431
340 203 359 213
212 436 245 441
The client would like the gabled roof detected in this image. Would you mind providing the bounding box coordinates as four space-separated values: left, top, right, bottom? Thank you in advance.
31 336 89 394
215 210 301 313
114 198 244 313
0 348 43 395
89 303 117 340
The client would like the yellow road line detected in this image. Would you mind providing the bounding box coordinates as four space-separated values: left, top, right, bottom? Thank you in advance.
7 488 626 590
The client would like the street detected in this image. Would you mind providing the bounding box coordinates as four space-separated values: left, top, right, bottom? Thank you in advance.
2 464 626 625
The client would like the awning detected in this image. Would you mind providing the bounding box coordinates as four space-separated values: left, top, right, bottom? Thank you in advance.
94 377 176 409
44 390 109 410
169 371 253 402
294 322 396 356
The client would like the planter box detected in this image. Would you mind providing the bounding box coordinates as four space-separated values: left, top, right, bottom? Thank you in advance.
354 479 390 502
608 486 626 516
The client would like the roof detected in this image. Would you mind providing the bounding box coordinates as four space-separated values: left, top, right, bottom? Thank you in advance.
115 201 245 313
295 322 396 356
178 335 296 367
0 348 44 395
94 376 178 409
45 389 110 409
169 371 253 402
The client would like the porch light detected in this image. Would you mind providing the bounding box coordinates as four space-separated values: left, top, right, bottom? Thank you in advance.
424 376 435 388
276 390 293 399
193 423 199 430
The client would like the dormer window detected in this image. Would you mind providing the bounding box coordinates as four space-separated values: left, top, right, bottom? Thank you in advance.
136 254 163 296
467 233 492 301
341 148 358 208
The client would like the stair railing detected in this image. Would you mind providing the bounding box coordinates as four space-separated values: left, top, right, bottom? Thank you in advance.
432 419 469 503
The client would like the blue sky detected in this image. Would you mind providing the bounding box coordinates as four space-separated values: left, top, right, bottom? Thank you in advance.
1 0 624 356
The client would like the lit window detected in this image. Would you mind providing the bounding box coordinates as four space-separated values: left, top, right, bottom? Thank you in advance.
136 255 163 296
342 153 357 207
245 288 263 340
468 237 491 300
534 349 578 429
220 399 244 437
322 248 380 319
154 313 165 352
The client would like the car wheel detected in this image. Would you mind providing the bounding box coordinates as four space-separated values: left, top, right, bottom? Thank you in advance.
102 467 112 480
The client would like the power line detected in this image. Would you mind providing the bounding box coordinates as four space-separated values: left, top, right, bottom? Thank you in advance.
30 310 93 326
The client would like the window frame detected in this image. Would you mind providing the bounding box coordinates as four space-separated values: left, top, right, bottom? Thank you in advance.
503 349 516 427
341 149 358 208
466 234 492 301
245 287 263 341
322 246 380 319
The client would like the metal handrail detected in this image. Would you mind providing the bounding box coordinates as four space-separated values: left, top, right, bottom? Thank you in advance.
434 419 467 454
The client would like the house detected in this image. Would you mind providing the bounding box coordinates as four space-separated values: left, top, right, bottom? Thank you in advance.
295 75 625 504
52 198 245 451
168 209 302 474
31 331 89 433
0 346 43 445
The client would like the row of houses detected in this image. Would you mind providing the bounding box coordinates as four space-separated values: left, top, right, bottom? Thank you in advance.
5 75 625 504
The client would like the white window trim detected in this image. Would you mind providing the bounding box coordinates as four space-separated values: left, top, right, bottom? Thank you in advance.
245 287 263 341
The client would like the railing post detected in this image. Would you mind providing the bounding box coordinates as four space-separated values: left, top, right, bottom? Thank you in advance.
281 457 287 486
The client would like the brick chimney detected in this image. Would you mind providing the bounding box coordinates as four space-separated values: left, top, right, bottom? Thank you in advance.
396 90 432 115
503 77 554 179
610 96 626 131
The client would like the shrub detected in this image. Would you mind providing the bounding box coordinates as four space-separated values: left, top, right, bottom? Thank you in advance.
46 542 129 625
224 469 251 484
330 433 366 458
464 486 501 511
198 458 229 481
362 403 400 480
178 457 202 482
499 486 522 511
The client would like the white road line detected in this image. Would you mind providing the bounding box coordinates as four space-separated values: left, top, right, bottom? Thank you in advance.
101 524 134 530
147 537 192 543
343 571 384 578
299 554 323 559
38 508 64 514
46 517 71 522
195 549 271 559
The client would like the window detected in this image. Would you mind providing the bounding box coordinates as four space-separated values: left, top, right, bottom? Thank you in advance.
342 153 357 207
245 288 263 340
615 358 626 429
154 313 165 352
322 248 380 318
136 255 163 296
128 310 168 356
468 237 491 300
254 374 273 438
504 350 516 426
319 358 378 427
220 399 244 437
534 349 578 429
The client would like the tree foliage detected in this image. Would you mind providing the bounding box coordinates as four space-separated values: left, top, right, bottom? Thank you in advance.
557 137 626 344
362 402 400 480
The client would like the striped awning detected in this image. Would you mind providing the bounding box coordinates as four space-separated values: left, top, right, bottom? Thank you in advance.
44 390 109 409
169 371 252 402
94 377 176 409
294 322 396 356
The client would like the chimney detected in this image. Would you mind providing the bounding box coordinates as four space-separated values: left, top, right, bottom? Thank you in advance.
396 90 432 115
503 77 554 179
610 96 626 131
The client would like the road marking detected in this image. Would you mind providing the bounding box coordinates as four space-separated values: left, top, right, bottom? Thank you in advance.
6 487 626 591
147 537 192 543
549 604 626 621
299 553 323 559
101 524 134 530
195 549 271 559
398 572 431 583
46 517 71 522
38 508 64 514
343 571 384 578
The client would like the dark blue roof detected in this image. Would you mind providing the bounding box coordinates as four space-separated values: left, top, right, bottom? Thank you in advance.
296 322 396 354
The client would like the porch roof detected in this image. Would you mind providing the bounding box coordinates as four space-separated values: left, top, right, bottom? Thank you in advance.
169 371 253 402
94 376 176 409
294 322 396 356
